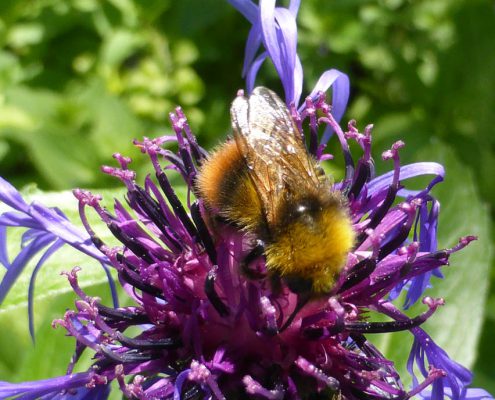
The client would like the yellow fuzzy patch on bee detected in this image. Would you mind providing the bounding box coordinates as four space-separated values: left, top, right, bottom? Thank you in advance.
265 207 355 293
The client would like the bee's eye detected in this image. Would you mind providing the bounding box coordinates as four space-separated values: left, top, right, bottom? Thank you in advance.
296 204 308 214
281 197 323 228
293 197 322 216
276 196 323 230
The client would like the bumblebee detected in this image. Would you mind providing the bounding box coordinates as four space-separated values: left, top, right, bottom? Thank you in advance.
196 87 355 295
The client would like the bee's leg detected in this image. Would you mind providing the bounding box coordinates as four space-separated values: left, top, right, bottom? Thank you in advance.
244 240 265 265
269 272 283 296
279 291 311 332
286 276 313 294
240 240 266 279
204 267 230 317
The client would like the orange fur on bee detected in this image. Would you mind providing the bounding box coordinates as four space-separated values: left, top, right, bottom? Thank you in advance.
196 140 263 232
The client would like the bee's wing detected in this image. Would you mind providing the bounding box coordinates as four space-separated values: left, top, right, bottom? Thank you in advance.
230 87 321 223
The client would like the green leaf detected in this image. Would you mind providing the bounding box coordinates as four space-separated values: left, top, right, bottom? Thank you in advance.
100 29 144 67
77 78 142 157
7 23 45 49
372 141 493 385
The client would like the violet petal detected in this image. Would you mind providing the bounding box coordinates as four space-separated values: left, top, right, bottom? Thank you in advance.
368 162 445 197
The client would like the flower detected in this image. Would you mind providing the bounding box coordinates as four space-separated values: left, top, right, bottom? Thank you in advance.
0 177 115 339
0 1 492 399
0 93 478 399
228 0 350 145
0 99 476 399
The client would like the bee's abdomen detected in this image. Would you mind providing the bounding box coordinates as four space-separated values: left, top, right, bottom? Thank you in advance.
196 140 263 231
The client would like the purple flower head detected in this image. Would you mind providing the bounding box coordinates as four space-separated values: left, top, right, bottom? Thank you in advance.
0 1 491 400
1 93 478 399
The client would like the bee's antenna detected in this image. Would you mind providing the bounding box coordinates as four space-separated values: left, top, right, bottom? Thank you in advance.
279 293 311 333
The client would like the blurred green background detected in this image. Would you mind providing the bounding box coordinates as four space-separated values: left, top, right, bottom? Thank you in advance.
0 0 493 394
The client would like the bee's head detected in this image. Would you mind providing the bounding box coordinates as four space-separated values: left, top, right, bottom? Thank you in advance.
265 193 355 294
